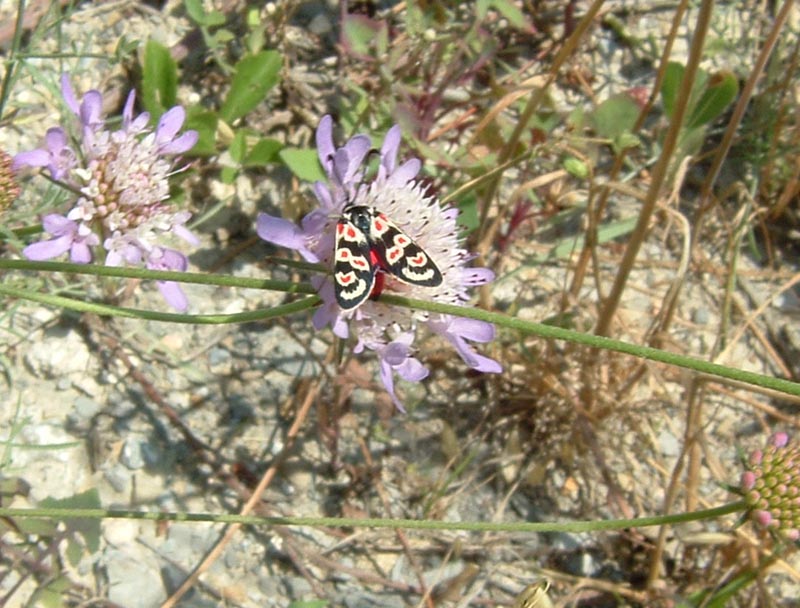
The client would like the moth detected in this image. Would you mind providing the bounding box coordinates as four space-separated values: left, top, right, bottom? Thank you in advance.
333 204 443 310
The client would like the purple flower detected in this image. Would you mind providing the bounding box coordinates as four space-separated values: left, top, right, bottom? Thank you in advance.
257 116 501 409
146 247 190 312
15 76 198 310
12 128 76 181
23 214 99 263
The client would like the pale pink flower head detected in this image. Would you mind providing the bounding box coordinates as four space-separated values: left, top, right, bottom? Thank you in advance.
740 432 800 541
15 75 198 311
257 116 501 409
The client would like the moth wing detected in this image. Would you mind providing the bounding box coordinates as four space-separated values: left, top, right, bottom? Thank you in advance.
370 213 443 287
334 218 376 310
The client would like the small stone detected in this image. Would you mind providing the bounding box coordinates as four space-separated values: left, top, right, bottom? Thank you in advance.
103 464 132 493
73 396 102 420
120 437 145 470
106 547 166 608
308 13 332 35
160 333 184 351
658 428 680 457
692 307 710 325
208 347 231 373
564 550 600 577
283 576 313 597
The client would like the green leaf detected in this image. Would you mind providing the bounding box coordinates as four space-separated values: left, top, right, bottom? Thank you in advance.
210 29 235 45
40 487 102 554
15 516 58 537
279 148 325 182
660 61 684 119
343 15 382 55
65 537 84 567
228 130 247 163
31 575 70 608
614 132 641 152
550 217 637 260
563 156 589 179
220 166 238 184
591 93 640 140
686 70 738 129
141 39 177 117
219 50 281 124
244 138 283 166
683 568 756 607
456 196 480 232
489 0 528 29
184 108 219 156
185 0 226 27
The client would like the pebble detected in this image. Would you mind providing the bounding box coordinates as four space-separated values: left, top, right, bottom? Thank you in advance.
73 396 102 420
103 464 132 494
105 547 167 608
120 436 146 469
658 427 681 458
692 306 711 325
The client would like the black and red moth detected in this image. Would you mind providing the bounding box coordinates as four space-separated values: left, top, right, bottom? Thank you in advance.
333 204 443 310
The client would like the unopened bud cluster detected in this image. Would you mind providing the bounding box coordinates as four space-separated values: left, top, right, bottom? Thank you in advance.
741 432 800 541
0 149 20 213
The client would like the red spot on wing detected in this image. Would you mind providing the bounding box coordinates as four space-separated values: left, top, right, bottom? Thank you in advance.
388 248 401 261
340 274 353 284
340 250 349 258
337 223 345 234
396 236 409 245
346 226 357 238
369 250 380 265
374 220 384 231
411 254 425 265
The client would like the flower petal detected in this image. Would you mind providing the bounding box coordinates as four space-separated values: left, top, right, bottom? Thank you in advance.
172 224 200 247
256 213 318 262
80 90 104 130
150 248 189 272
316 115 336 170
122 90 136 127
156 106 187 144
313 182 334 209
23 235 73 260
157 280 189 312
455 342 502 373
70 240 93 263
379 124 402 176
160 130 198 155
60 74 80 115
42 214 76 236
44 128 69 154
462 267 495 285
379 358 405 413
12 149 51 171
448 316 495 343
387 158 421 186
396 356 428 382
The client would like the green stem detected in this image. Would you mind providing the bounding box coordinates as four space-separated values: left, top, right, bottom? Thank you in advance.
3 260 799 398
380 294 800 399
0 283 319 324
0 259 319 292
0 501 746 533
